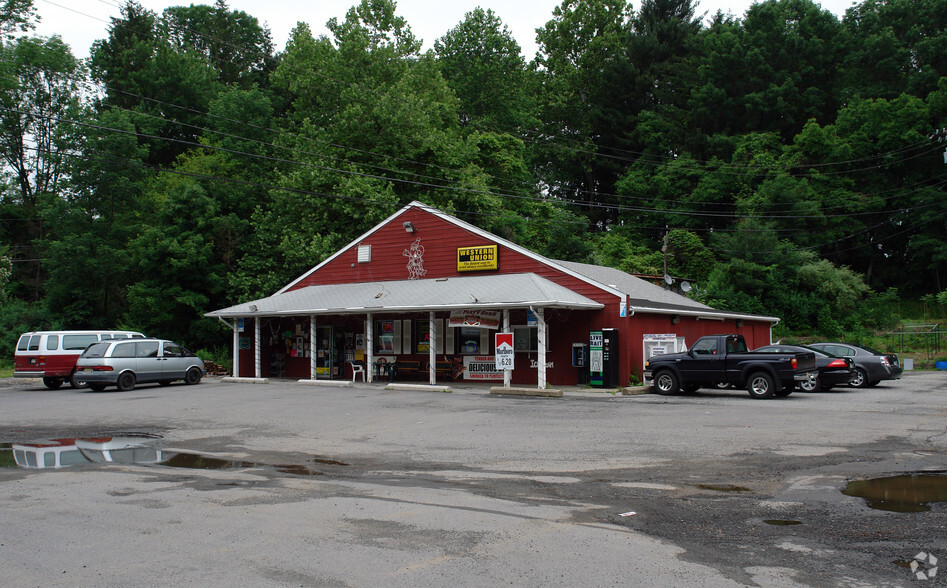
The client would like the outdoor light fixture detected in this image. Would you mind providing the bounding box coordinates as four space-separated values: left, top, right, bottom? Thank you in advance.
671 314 680 324
403 221 415 233
249 304 258 312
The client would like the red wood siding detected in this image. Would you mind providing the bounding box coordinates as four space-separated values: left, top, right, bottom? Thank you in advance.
285 206 618 309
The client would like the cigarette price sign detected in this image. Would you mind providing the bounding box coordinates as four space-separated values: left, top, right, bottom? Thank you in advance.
495 332 514 371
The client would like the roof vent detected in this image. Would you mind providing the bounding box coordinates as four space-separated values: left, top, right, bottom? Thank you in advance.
357 245 371 263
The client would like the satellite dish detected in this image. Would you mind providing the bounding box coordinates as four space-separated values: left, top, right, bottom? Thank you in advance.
681 281 692 293
664 274 673 285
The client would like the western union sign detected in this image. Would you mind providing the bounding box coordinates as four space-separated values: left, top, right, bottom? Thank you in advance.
457 245 498 272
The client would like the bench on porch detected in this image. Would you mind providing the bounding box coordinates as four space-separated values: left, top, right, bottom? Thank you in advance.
426 360 453 380
395 360 421 380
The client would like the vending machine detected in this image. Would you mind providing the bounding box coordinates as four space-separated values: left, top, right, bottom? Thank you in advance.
589 329 619 387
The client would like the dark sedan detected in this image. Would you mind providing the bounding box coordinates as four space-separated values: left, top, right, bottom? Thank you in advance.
754 344 856 392
806 342 902 388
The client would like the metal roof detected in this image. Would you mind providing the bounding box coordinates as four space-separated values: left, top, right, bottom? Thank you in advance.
206 273 605 318
554 259 780 323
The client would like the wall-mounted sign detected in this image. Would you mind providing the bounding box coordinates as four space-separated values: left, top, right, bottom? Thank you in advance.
495 333 514 371
457 245 498 272
463 356 503 380
449 309 500 329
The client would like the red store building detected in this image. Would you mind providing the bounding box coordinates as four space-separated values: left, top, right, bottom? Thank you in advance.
206 201 778 388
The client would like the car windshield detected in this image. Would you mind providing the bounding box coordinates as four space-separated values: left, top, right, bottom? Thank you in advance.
81 342 111 358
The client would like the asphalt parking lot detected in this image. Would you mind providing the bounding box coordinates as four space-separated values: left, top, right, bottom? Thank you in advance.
1 371 945 587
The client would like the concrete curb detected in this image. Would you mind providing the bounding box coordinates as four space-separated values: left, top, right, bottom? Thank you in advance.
385 382 453 393
220 376 270 384
621 385 652 396
489 386 563 398
298 379 353 388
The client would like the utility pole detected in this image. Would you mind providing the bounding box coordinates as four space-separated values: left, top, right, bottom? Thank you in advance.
662 227 671 289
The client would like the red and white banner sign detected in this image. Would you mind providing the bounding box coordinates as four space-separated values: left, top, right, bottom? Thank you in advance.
448 309 500 329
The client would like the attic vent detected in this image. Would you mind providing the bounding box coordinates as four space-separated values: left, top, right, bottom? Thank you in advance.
357 245 371 263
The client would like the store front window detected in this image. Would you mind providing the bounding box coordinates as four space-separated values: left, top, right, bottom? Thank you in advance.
374 320 395 354
456 327 481 355
415 321 431 353
513 326 544 352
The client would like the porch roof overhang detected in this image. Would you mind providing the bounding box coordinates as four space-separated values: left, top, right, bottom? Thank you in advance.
205 273 606 319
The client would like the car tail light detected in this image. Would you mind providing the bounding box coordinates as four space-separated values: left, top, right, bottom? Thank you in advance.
881 357 890 368
791 357 797 369
37 355 46 366
87 366 114 372
826 359 847 368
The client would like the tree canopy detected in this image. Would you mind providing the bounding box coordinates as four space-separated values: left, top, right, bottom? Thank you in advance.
0 0 944 355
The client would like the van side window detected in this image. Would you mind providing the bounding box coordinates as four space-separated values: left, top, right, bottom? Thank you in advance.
63 334 98 350
163 344 184 357
136 341 159 358
46 335 59 351
111 343 136 358
17 335 30 351
28 335 41 351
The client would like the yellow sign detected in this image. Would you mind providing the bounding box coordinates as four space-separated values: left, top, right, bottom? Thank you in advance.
457 245 498 272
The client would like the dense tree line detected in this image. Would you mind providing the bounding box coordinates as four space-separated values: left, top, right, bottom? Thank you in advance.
0 0 944 355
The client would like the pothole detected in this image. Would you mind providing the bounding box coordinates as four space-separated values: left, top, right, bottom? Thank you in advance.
841 472 947 512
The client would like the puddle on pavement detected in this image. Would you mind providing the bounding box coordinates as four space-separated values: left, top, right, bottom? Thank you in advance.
763 519 802 526
0 434 348 476
696 483 752 493
162 453 347 476
842 472 947 512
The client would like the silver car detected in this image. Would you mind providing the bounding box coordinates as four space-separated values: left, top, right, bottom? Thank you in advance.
75 338 206 391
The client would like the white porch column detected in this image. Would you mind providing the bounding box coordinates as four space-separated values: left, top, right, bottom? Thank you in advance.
254 317 261 378
232 319 240 377
310 315 317 380
366 313 374 383
536 307 546 389
503 309 511 388
429 311 436 384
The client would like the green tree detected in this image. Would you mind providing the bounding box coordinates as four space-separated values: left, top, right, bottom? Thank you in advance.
0 0 36 40
532 0 632 228
0 34 84 300
842 0 947 100
161 0 276 88
89 1 223 167
435 7 536 132
44 107 151 326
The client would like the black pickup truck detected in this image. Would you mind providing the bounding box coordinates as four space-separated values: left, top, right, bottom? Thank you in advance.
643 334 817 399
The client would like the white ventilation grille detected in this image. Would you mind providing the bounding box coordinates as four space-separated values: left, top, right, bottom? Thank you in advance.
357 245 371 263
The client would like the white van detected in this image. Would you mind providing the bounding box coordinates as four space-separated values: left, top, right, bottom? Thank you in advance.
14 330 146 389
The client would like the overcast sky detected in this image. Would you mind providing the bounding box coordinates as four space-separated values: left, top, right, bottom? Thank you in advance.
36 0 858 61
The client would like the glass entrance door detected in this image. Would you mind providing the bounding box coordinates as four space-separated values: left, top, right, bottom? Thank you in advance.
315 326 334 379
